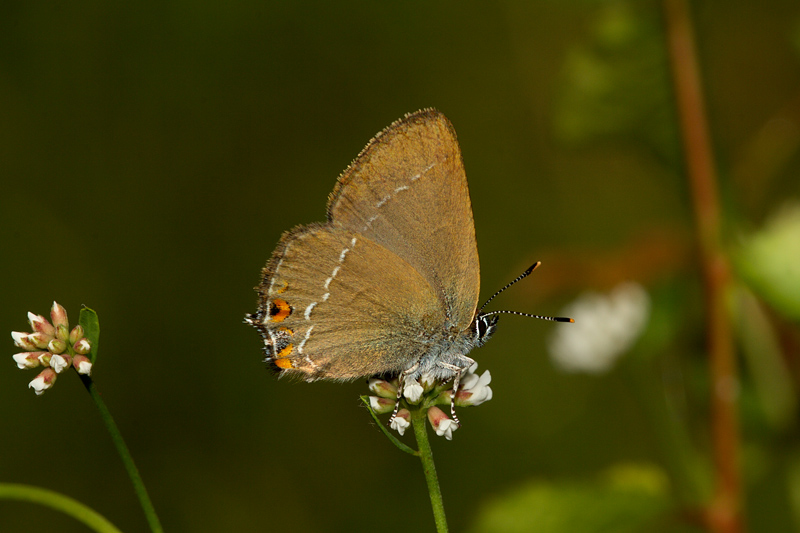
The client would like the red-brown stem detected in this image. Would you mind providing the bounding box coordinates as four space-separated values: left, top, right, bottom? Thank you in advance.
662 1 743 532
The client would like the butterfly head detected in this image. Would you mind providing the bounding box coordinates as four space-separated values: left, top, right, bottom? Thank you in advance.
473 313 499 347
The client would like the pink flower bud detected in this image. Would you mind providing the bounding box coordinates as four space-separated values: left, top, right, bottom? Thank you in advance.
48 338 67 354
72 355 93 375
37 352 52 366
27 312 55 337
13 352 44 369
29 368 57 395
55 324 69 342
27 332 51 350
69 325 84 345
368 396 396 415
11 332 38 351
368 378 398 399
50 301 69 329
73 338 92 355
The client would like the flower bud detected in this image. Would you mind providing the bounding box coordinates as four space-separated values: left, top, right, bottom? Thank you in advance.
37 352 52 366
368 378 397 399
368 396 396 415
28 332 51 350
50 301 69 329
29 368 57 395
69 325 84 345
72 355 93 375
27 312 55 337
55 324 69 342
50 353 72 374
73 338 92 355
13 352 44 369
11 332 38 351
48 338 67 355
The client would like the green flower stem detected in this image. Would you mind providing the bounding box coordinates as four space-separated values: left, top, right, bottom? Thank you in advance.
0 483 123 533
412 408 448 533
80 375 164 533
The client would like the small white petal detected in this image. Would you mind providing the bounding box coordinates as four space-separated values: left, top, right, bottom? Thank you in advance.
368 396 382 411
11 331 31 348
434 418 458 440
28 376 52 395
390 416 410 436
76 360 93 375
459 370 480 390
50 354 69 373
404 380 424 403
12 353 37 369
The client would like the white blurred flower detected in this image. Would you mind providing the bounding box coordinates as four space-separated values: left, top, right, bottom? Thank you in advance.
548 282 650 373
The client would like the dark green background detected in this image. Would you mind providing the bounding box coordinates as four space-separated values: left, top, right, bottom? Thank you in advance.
2 1 799 532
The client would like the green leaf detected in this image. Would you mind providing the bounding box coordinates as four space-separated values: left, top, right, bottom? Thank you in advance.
79 307 101 364
359 396 417 455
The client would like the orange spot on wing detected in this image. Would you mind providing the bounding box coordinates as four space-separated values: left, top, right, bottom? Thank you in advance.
269 299 292 322
277 343 293 357
274 357 293 369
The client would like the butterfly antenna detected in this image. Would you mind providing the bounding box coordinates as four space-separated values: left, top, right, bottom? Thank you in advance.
478 262 541 314
478 262 574 323
481 309 574 323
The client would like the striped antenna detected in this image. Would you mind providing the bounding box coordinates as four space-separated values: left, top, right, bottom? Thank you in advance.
478 262 574 323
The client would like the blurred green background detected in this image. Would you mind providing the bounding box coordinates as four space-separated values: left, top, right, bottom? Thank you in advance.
2 1 800 532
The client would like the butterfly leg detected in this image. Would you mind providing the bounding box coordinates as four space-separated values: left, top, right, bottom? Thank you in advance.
437 361 472 426
389 362 421 424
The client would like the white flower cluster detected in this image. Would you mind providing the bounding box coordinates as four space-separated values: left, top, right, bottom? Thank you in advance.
367 363 493 440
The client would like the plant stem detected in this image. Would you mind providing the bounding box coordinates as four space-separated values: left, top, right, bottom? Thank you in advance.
0 483 123 533
412 409 448 533
81 375 164 533
663 1 743 531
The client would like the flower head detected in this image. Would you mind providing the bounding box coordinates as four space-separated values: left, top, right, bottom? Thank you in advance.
367 363 493 441
11 302 93 395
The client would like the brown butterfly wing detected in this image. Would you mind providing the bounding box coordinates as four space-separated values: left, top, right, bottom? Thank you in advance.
251 109 480 380
253 224 444 380
327 108 480 330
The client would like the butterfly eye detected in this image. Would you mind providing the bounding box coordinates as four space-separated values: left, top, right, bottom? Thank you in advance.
475 314 499 346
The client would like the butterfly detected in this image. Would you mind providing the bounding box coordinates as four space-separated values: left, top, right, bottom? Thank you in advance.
247 109 570 411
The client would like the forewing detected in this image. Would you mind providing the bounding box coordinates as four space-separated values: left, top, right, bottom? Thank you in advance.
327 109 480 330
